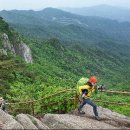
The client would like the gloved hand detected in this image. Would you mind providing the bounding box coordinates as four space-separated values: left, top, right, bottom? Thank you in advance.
82 93 86 98
97 84 106 91
81 91 87 97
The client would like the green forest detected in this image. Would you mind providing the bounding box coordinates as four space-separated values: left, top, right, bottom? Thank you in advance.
0 8 130 117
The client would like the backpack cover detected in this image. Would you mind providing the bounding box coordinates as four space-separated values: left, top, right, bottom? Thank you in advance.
76 77 89 95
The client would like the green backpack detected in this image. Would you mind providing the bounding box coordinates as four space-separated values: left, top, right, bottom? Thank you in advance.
76 77 89 95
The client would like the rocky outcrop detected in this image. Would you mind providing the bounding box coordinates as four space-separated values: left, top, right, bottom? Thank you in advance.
16 114 50 129
0 106 130 129
27 114 50 129
16 114 38 129
42 105 130 129
70 105 130 129
1 33 15 54
0 110 49 129
13 41 33 63
0 49 7 56
42 114 118 129
0 33 32 63
0 109 24 129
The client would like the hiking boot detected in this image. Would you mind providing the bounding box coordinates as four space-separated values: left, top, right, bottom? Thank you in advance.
78 110 85 114
95 116 101 121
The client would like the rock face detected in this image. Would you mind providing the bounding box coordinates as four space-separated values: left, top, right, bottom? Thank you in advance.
0 33 32 63
1 33 15 54
42 114 118 129
27 114 50 129
0 110 49 129
13 42 33 63
70 105 130 129
42 105 130 129
0 106 130 129
16 114 38 129
0 109 24 129
0 49 7 56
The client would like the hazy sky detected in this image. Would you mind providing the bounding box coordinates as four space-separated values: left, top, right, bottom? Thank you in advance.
0 0 130 10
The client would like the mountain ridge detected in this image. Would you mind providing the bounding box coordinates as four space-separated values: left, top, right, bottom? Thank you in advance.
61 5 130 22
1 7 130 45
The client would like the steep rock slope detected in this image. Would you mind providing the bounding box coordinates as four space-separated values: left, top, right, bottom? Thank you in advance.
0 109 49 129
0 106 130 129
42 106 130 129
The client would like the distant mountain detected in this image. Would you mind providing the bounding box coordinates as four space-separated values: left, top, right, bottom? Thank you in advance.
0 7 130 45
61 5 130 22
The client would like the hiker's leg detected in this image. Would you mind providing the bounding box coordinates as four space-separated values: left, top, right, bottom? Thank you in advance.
86 99 98 116
78 99 86 111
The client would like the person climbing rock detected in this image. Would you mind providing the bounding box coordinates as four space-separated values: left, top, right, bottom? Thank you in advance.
77 76 101 121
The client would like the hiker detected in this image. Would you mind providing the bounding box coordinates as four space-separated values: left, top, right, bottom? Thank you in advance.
77 76 101 121
0 97 6 111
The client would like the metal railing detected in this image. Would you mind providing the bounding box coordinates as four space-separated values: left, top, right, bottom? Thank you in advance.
7 89 76 116
7 89 130 116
